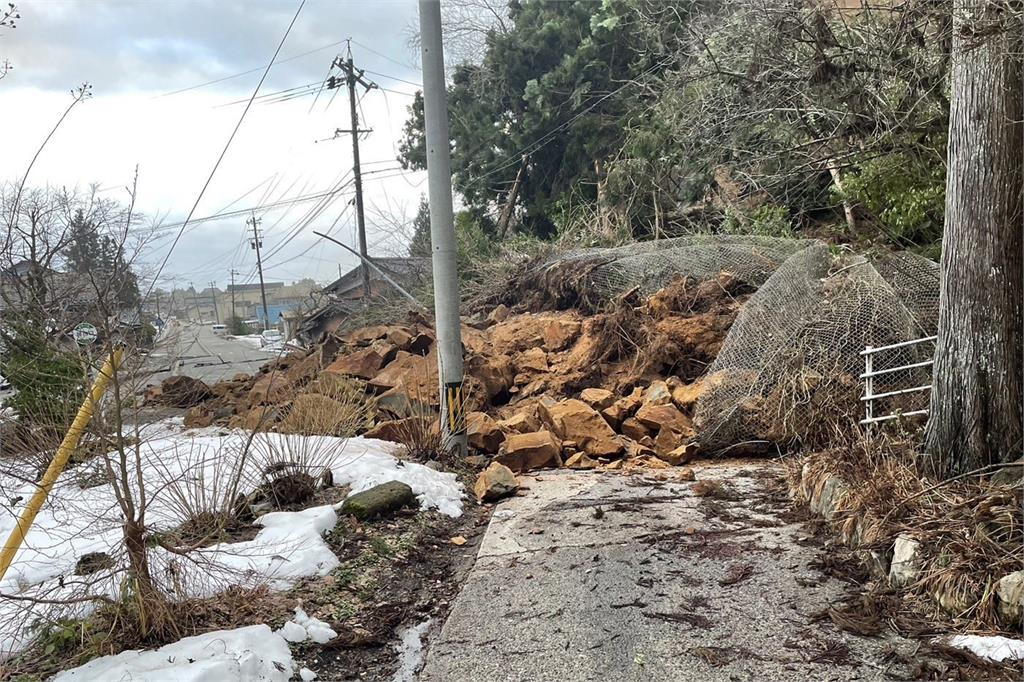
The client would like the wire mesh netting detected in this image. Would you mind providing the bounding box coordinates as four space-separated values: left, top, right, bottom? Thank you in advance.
546 235 816 299
691 242 939 452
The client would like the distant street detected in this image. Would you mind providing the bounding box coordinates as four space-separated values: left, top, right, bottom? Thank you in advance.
146 322 276 384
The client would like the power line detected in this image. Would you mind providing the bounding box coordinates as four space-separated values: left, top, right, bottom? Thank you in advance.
156 38 347 98
142 0 308 304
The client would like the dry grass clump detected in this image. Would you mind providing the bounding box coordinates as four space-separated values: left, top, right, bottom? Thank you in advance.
248 432 341 509
789 435 1023 631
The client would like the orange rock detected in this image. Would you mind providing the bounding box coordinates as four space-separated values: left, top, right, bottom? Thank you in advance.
565 452 600 470
635 402 694 434
466 411 505 453
369 350 438 397
346 325 391 345
496 430 562 472
248 374 291 407
324 347 388 380
474 461 518 501
498 411 539 434
517 347 549 373
670 378 707 411
541 399 623 458
620 417 651 442
579 388 615 410
601 388 644 427
659 442 699 466
542 318 581 351
466 353 514 401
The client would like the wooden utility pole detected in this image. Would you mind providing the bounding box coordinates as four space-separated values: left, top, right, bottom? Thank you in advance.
189 281 201 322
208 281 220 324
327 44 377 301
247 213 271 330
229 269 239 328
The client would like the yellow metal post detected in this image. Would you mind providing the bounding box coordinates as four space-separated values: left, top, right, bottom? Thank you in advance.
0 348 123 582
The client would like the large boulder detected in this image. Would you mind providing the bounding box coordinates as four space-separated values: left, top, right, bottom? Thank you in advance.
497 410 539 434
466 353 514 402
369 350 438 398
579 388 615 411
517 347 549 373
364 417 430 444
539 399 622 458
668 376 706 411
496 430 563 472
474 462 518 501
601 388 644 428
619 417 651 442
542 318 581 351
183 404 215 429
340 481 416 519
248 374 292 407
634 403 694 435
466 411 505 453
324 347 389 380
346 325 391 345
159 375 213 408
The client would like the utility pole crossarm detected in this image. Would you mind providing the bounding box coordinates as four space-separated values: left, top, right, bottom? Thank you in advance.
326 48 377 303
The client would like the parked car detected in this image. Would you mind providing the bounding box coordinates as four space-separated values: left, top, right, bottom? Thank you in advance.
260 329 283 347
211 324 227 335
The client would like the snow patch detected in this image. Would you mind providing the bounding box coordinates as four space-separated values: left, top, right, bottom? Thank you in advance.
276 606 337 644
0 420 462 657
299 668 318 681
392 618 432 682
51 624 294 682
945 634 1024 663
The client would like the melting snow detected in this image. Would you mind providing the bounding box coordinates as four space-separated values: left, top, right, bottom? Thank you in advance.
392 618 433 682
51 624 294 682
945 634 1024 663
0 420 463 656
276 606 337 644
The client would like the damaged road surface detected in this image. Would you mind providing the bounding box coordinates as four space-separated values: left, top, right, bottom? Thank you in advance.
421 462 909 681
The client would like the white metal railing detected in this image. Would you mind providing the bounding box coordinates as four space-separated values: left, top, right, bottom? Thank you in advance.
860 336 937 425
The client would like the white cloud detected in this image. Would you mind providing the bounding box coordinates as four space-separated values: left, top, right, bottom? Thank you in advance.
0 0 428 286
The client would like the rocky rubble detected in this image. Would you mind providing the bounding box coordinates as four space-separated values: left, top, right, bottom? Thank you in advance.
146 272 747 478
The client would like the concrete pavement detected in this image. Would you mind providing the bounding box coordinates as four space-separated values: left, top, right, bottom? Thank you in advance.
146 322 276 384
420 462 911 681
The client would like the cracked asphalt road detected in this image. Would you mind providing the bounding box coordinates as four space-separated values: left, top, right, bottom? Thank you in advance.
146 322 274 384
420 461 913 681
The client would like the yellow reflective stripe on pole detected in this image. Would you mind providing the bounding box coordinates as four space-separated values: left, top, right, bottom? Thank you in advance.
0 348 123 583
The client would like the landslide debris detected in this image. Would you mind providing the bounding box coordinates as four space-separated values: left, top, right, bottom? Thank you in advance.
150 272 749 475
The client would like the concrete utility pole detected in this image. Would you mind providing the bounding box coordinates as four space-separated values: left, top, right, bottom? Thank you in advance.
327 45 376 302
229 269 239 328
247 213 271 330
208 281 220 324
419 0 467 457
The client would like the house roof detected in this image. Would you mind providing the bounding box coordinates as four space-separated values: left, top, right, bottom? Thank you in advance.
323 257 431 298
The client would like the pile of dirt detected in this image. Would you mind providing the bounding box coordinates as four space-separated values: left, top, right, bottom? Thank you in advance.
165 272 749 472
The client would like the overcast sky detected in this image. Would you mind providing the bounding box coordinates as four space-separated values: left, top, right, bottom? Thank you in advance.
0 0 429 290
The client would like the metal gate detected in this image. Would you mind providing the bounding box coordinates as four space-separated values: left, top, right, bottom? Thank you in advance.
860 336 937 426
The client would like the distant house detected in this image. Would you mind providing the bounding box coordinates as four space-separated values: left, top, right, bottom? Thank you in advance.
293 258 430 345
323 257 431 300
